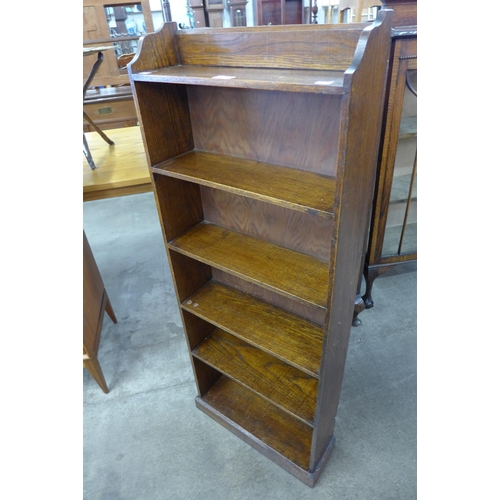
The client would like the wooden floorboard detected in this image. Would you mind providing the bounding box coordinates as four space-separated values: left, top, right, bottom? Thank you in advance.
83 126 152 202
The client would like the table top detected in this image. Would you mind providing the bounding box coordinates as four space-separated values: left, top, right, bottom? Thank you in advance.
83 46 114 56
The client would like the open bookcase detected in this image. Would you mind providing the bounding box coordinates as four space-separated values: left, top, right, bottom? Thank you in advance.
128 12 393 487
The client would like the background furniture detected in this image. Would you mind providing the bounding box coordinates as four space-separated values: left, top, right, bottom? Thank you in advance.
83 48 116 170
83 231 117 393
83 85 139 133
339 0 382 22
128 12 392 487
228 0 249 25
205 0 225 26
253 0 304 24
83 0 155 87
187 0 208 27
362 0 416 309
83 1 155 132
83 126 152 202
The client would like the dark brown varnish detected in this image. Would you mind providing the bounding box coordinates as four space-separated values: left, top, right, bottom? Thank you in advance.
183 281 323 377
198 376 313 471
169 222 330 308
192 328 318 425
152 150 337 218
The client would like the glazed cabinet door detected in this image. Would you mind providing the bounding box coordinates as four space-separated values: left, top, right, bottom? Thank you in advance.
381 41 417 258
363 34 416 309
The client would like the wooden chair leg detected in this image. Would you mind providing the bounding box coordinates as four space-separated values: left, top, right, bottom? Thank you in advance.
84 356 109 394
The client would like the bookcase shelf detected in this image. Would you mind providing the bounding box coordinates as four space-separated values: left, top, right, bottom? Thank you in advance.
197 376 314 471
169 222 330 308
152 151 337 218
132 65 347 94
182 281 323 377
192 328 318 425
129 14 393 487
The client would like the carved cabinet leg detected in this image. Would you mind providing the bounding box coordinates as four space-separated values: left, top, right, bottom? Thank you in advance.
352 294 365 326
362 266 378 309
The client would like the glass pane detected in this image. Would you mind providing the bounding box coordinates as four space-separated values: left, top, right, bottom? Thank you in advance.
105 4 146 70
106 4 146 37
382 70 417 256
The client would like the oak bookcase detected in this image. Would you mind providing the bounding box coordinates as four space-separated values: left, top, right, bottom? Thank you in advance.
128 13 393 487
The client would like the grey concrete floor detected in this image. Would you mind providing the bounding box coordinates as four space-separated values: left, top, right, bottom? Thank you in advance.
83 192 417 500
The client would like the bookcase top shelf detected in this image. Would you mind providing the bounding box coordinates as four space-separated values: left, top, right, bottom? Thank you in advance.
128 19 388 95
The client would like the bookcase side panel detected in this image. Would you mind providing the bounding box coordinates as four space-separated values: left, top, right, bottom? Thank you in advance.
188 86 342 177
133 82 194 167
167 250 212 304
192 357 222 397
311 12 394 470
154 175 204 242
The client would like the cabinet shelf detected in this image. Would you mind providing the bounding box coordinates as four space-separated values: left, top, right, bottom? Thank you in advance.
197 375 313 471
192 328 318 425
152 150 337 219
182 281 323 377
133 65 346 94
168 222 330 309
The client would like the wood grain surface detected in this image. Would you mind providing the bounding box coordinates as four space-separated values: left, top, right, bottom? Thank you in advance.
182 281 323 377
199 375 313 470
152 150 337 218
168 222 330 308
193 329 318 425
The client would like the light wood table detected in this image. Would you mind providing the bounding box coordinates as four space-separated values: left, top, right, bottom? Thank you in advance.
83 126 152 201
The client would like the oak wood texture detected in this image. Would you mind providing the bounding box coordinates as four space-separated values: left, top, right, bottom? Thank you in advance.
152 151 337 218
198 375 313 470
192 328 318 425
129 14 393 487
83 126 152 202
201 187 334 262
182 281 323 377
133 65 346 94
188 87 341 176
168 222 330 308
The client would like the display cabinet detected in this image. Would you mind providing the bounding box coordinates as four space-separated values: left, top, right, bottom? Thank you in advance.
128 13 392 486
227 0 248 25
205 0 225 26
83 0 155 87
362 0 416 309
187 0 208 27
253 0 304 25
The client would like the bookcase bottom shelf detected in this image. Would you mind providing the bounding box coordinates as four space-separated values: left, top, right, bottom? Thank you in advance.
195 375 335 487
